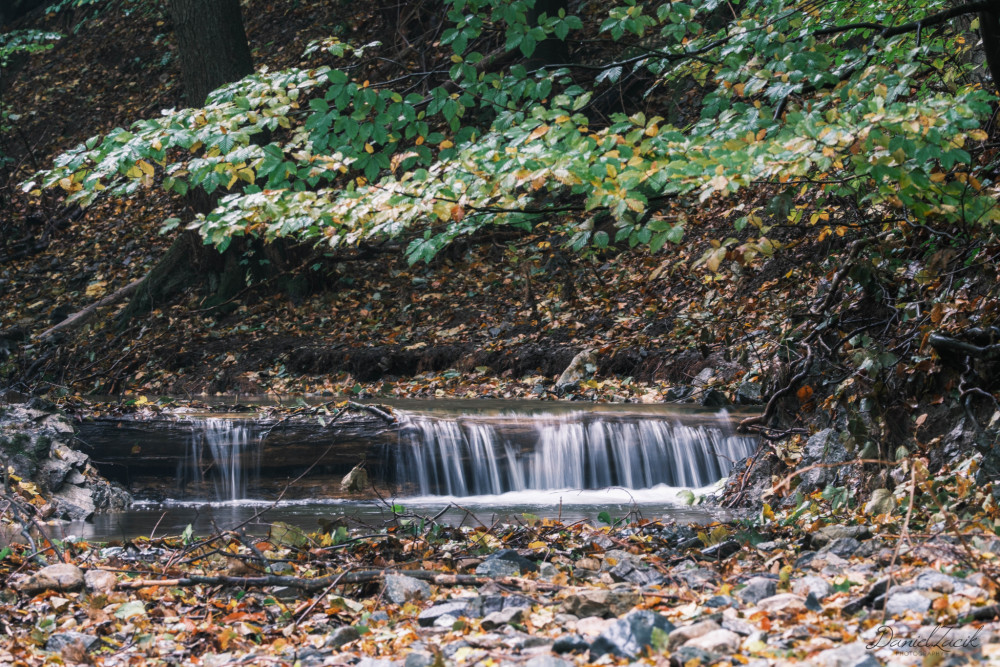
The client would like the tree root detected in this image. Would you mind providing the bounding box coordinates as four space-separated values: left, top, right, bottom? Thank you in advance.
35 276 144 342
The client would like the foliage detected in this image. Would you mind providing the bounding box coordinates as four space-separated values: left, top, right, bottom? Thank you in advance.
26 0 999 267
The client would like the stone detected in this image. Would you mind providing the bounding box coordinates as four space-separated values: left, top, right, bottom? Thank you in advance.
670 646 722 667
700 388 729 407
52 484 96 521
814 642 880 667
589 610 675 660
704 595 737 608
737 577 776 605
736 382 763 405
792 575 831 599
340 463 369 493
384 574 431 604
721 616 755 636
574 557 600 571
811 524 870 548
538 562 557 579
667 620 721 649
799 429 848 490
356 659 403 667
556 349 596 391
819 537 861 558
480 607 524 630
573 616 612 638
552 634 589 654
481 548 537 573
433 614 459 628
914 570 957 593
864 488 895 516
608 558 665 586
13 563 84 594
683 629 741 654
884 591 931 617
417 601 477 627
404 653 434 667
756 594 808 614
700 540 740 560
45 632 99 653
38 458 73 492
83 569 117 594
476 559 521 578
325 625 360 648
560 589 639 618
524 656 573 667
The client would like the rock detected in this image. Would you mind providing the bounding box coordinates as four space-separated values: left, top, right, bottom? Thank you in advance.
700 389 729 407
356 659 403 667
589 610 675 660
524 656 573 667
417 600 477 627
667 620 721 649
819 537 861 558
914 570 957 593
433 614 459 628
684 628 742 654
864 488 895 516
552 634 589 654
756 594 807 614
404 653 434 667
340 463 369 493
800 429 848 491
670 645 722 667
814 642 880 667
608 558 665 586
45 632 99 653
700 540 740 560
573 616 613 638
325 625 360 648
52 484 96 521
476 559 521 578
13 563 84 594
721 616 755 636
574 557 600 571
737 577 777 605
384 574 431 605
704 595 737 608
556 349 597 391
810 524 870 548
804 592 823 612
538 562 557 580
481 607 523 630
480 549 537 573
792 575 831 599
83 569 117 594
38 458 73 492
692 368 715 388
884 591 931 617
736 382 762 405
560 588 639 618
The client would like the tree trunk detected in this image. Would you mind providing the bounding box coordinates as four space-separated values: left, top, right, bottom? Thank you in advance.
979 5 1000 94
168 0 254 106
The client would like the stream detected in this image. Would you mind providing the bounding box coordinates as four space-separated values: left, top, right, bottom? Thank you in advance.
63 400 757 539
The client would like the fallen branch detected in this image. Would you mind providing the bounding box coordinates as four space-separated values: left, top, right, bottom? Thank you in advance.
115 568 560 592
36 276 144 342
766 458 892 498
928 333 1000 360
348 401 396 423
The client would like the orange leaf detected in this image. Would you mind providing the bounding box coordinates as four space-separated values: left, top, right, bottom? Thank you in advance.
796 385 813 402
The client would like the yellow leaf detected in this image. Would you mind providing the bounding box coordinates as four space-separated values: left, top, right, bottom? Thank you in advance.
137 160 155 176
364 143 374 154
528 541 547 550
440 140 454 149
528 124 550 142
762 503 775 520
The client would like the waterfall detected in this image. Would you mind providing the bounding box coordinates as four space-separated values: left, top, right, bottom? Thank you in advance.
178 419 261 501
392 411 756 497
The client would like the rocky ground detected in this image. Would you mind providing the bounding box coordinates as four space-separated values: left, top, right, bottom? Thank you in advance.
2 482 1000 667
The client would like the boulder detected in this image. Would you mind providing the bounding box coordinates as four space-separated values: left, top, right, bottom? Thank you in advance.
555 349 596 391
340 463 369 493
384 574 430 605
589 610 675 660
13 563 84 594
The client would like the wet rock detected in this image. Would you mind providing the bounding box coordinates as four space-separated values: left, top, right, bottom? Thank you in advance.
480 549 537 573
737 577 776 605
556 349 596 391
417 600 478 627
884 590 931 617
480 607 523 630
552 634 589 654
814 641 880 667
325 625 360 648
700 388 729 407
384 574 430 605
736 382 762 405
819 537 861 559
792 575 831 599
560 589 639 618
589 610 675 660
799 429 848 491
83 569 117 594
667 619 721 649
700 540 740 560
13 563 84 594
864 488 895 516
340 463 369 493
46 632 99 653
608 558 665 586
52 482 96 521
684 628 741 654
756 594 808 614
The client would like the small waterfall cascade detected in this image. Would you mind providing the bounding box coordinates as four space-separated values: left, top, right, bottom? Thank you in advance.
178 418 262 501
392 410 756 497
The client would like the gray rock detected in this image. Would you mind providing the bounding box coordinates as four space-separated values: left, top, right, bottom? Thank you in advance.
820 537 861 558
552 634 589 654
384 574 431 604
83 569 117 594
480 607 524 630
683 628 741 654
556 349 596 391
433 614 459 628
476 559 522 578
404 653 434 667
481 549 537 573
737 577 776 605
325 625 360 648
792 575 831 599
885 591 931 617
340 463 369 493
39 458 73 492
721 616 756 636
417 601 477 627
561 589 639 618
736 382 762 405
667 620 721 649
52 484 96 521
46 632 99 653
700 389 729 407
608 558 665 586
914 570 957 593
814 642 880 667
704 595 737 608
669 645 721 667
700 540 740 560
524 656 573 667
800 429 848 490
756 594 807 614
864 488 895 516
589 610 675 660
356 659 403 667
538 562 557 580
13 563 84 594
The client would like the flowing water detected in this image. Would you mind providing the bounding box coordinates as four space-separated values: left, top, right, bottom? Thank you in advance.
68 400 757 539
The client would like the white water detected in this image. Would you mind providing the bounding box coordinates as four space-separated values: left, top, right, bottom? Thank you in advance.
392 410 755 497
178 418 261 501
